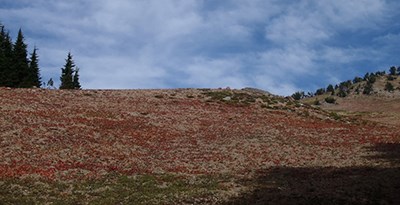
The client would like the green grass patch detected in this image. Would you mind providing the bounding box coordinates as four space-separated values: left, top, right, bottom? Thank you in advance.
0 174 221 205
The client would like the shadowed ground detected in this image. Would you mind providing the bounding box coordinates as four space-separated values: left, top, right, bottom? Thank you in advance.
224 143 400 205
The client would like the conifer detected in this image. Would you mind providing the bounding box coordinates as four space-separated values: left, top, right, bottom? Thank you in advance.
12 29 30 87
73 67 81 89
0 25 14 86
60 52 75 89
28 47 41 87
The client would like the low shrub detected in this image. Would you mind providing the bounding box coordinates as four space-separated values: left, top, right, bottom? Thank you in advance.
325 97 336 104
329 112 341 120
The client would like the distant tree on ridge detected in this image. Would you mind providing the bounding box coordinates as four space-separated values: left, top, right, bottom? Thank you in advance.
60 52 81 89
28 47 41 87
0 24 14 87
292 91 305 100
12 29 30 87
73 67 81 89
353 77 363 84
47 78 54 89
363 82 373 95
389 66 397 76
0 25 41 88
326 84 335 95
385 82 394 92
315 88 325 96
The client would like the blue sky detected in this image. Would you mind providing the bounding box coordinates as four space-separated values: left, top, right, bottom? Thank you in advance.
1 0 399 95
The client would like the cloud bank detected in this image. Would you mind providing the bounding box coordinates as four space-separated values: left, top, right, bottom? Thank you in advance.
1 0 399 95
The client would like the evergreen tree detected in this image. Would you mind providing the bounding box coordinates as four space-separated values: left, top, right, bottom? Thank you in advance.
0 25 14 87
375 71 385 76
291 91 304 100
28 47 41 87
337 88 347 98
12 29 30 87
367 74 376 84
315 88 325 95
363 82 373 95
353 77 363 84
387 75 396 81
385 82 394 92
389 66 397 76
47 78 54 89
1 24 43 88
60 52 75 89
0 24 6 86
337 80 352 96
326 84 335 95
73 67 81 89
355 85 361 94
363 72 370 81
325 96 336 104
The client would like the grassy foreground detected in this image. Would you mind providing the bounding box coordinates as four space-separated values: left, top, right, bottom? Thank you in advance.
0 174 222 204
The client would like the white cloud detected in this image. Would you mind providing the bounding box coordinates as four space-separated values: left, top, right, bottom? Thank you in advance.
79 55 168 89
265 0 389 46
317 0 388 30
254 74 298 96
265 14 330 45
258 45 316 74
182 57 248 89
0 0 398 94
319 47 383 64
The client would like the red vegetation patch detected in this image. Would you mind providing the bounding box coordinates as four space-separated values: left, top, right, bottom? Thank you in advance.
1 88 399 180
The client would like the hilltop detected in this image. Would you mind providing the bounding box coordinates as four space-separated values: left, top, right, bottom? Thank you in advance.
299 68 400 126
1 87 400 204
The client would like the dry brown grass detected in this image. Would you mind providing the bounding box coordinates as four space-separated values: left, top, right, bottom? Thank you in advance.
1 87 399 204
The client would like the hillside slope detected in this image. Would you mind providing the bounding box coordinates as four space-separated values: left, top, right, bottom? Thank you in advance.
1 88 399 204
303 74 400 126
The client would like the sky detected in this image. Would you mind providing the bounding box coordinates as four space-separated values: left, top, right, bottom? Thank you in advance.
1 0 399 96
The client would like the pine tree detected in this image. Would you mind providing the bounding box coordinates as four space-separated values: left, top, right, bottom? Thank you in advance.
367 74 376 84
47 78 54 89
28 47 41 87
353 77 363 84
12 29 30 87
389 66 397 76
337 88 347 98
291 91 304 100
363 82 373 95
73 67 81 89
363 72 369 81
385 82 394 92
60 52 75 89
326 84 335 95
0 24 6 86
315 88 325 95
0 25 14 87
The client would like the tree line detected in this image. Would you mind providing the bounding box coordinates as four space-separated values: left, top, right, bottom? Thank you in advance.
292 66 400 100
0 22 81 89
